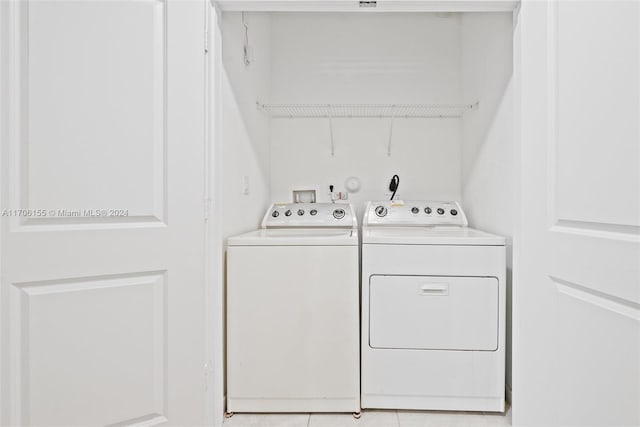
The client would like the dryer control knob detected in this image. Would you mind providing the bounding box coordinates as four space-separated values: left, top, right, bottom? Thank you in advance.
333 209 346 219
271 210 280 218
437 208 445 215
297 209 305 216
424 207 432 214
375 206 388 217
310 209 318 216
285 210 292 217
450 209 458 216
411 207 419 214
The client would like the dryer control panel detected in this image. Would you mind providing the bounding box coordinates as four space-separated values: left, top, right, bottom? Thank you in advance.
364 200 468 227
262 203 357 228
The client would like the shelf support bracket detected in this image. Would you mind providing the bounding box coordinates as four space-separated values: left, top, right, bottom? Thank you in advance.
329 106 335 156
387 107 396 157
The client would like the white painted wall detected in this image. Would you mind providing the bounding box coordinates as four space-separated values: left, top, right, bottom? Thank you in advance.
460 12 514 394
268 13 463 212
220 12 271 238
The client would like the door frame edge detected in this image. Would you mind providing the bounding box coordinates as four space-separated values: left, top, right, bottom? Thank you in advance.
205 1 225 427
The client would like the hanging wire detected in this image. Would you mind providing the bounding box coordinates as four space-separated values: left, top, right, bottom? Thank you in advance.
242 12 251 67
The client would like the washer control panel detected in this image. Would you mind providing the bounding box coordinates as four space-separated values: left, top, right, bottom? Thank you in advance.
262 203 357 228
364 200 468 227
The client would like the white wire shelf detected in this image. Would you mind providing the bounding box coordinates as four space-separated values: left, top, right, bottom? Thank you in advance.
256 101 479 157
257 102 478 118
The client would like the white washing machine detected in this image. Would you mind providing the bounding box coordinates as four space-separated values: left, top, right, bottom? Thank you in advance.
361 200 506 412
226 203 360 414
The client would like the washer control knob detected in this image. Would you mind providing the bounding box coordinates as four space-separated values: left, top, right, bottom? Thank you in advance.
411 207 419 214
333 208 346 219
375 206 388 217
285 209 292 217
297 209 305 216
310 209 318 216
450 209 458 216
437 208 445 215
424 207 432 214
271 210 279 218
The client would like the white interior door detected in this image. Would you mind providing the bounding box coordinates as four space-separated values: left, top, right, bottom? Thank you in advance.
0 1 208 425
514 1 640 425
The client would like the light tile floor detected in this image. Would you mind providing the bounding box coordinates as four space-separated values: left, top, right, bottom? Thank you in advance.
223 407 512 427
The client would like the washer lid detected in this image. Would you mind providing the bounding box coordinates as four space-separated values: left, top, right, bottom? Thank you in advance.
362 226 505 246
228 228 358 246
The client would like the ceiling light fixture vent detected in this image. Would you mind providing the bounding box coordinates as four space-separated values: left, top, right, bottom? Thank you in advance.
359 1 377 8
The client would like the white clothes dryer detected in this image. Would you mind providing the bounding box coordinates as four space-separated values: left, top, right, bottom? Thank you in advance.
361 200 506 412
226 203 360 414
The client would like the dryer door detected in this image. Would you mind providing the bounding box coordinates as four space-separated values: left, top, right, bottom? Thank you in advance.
369 275 498 351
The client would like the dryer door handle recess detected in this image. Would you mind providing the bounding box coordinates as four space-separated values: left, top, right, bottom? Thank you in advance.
419 283 449 296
